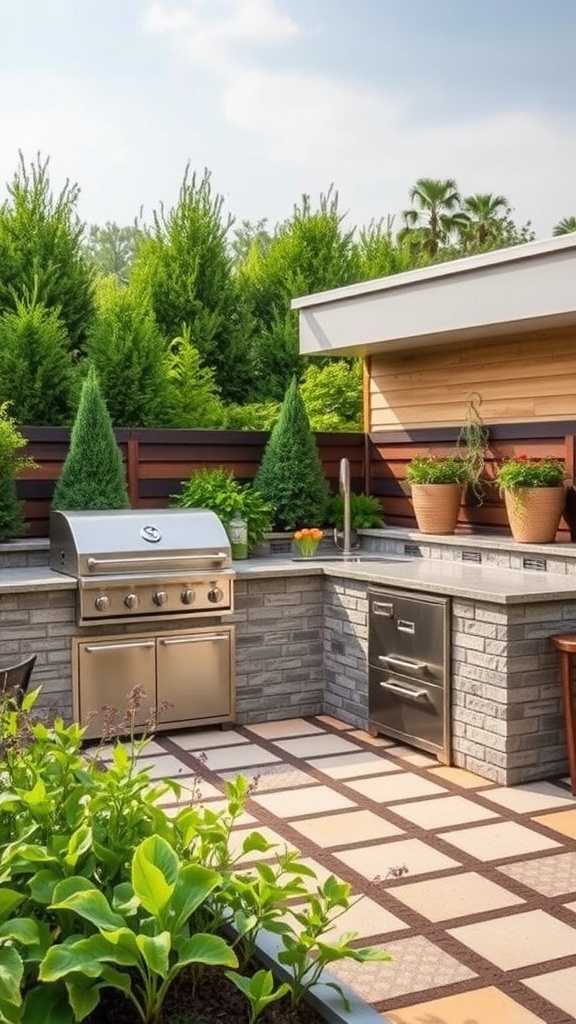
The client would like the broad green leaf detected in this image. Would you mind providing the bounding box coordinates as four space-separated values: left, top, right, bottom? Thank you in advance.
0 918 39 946
28 870 62 905
96 928 140 964
111 882 139 917
131 837 177 916
175 933 237 969
39 944 103 983
0 890 23 923
68 932 139 968
64 825 93 869
135 932 170 977
0 947 23 1006
111 743 129 770
22 981 75 1024
51 879 124 931
241 831 276 854
0 995 20 1024
65 980 100 1022
171 864 221 931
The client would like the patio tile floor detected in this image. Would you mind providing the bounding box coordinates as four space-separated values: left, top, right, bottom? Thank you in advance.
146 714 576 1023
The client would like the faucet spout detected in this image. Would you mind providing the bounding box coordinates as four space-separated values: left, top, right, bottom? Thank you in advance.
339 457 352 557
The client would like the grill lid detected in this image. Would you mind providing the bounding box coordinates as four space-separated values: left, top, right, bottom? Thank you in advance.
50 509 232 578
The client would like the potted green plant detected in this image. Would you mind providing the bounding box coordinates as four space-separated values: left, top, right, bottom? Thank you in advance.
405 454 468 534
495 454 567 543
326 492 384 549
171 467 273 555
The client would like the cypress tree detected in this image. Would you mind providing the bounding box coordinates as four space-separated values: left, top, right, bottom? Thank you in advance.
52 366 130 510
254 377 329 531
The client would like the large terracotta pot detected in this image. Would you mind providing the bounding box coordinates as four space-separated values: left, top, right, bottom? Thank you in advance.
504 486 566 544
410 483 464 535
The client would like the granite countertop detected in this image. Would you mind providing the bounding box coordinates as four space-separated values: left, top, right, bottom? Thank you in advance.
3 554 576 604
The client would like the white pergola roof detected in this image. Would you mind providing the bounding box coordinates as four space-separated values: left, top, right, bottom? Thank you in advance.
291 234 576 357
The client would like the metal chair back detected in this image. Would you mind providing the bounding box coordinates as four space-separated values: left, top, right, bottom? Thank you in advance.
0 654 36 705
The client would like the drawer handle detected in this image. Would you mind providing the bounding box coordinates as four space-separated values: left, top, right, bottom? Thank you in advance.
379 654 428 673
373 602 393 616
397 619 415 634
160 634 228 646
380 681 429 702
85 641 155 653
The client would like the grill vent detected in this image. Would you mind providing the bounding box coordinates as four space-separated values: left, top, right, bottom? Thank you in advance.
523 556 547 572
404 544 423 558
462 550 482 564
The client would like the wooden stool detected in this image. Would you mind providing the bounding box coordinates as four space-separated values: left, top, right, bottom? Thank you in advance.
550 634 576 796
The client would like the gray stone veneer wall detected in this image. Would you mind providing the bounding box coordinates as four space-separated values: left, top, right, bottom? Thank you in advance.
323 578 368 728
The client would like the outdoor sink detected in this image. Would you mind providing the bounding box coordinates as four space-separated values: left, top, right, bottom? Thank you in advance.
291 555 410 563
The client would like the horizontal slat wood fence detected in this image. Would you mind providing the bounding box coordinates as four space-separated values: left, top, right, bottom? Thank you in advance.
369 421 576 541
18 428 367 537
16 422 576 541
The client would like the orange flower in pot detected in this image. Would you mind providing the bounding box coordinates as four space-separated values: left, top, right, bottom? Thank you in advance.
293 527 324 557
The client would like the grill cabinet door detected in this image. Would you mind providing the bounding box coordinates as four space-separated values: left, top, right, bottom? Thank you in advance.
156 627 234 726
77 638 156 740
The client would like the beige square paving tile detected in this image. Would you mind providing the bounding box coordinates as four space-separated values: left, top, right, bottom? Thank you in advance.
314 715 353 730
344 772 448 803
523 966 576 1018
90 739 167 760
386 986 547 1024
498 852 576 897
201 744 281 772
290 809 404 847
391 795 499 830
386 745 437 766
219 764 317 792
427 765 495 789
185 800 256 825
348 729 394 747
272 734 361 757
290 895 409 940
439 821 561 861
145 754 198 780
389 870 525 922
305 751 402 779
479 781 575 814
334 837 460 880
169 729 249 750
288 857 345 893
449 909 576 970
154 778 222 805
328 935 475 1002
252 784 356 818
532 807 576 839
244 719 323 739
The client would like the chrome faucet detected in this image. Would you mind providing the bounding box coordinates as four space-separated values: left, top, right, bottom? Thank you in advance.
338 456 352 558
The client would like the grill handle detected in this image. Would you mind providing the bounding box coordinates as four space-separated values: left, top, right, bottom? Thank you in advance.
378 654 428 674
380 680 429 702
160 634 228 645
85 641 155 653
86 553 228 571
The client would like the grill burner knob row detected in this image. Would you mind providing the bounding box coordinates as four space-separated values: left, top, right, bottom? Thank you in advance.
181 588 196 605
124 593 139 610
94 595 111 612
152 590 168 606
208 586 224 604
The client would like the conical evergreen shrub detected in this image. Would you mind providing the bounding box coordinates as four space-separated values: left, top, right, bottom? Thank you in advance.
52 365 130 510
0 403 35 539
254 377 329 531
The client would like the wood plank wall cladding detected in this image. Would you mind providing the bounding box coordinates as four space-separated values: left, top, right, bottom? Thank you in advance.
368 326 576 430
17 428 366 537
369 421 576 540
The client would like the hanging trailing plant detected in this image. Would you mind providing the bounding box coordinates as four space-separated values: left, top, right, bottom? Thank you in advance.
455 391 490 504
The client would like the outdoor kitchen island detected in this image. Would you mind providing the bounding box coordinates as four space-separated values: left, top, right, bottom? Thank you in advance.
3 531 576 786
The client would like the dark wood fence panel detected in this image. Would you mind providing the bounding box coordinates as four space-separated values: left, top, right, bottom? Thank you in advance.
369 421 576 540
18 428 365 537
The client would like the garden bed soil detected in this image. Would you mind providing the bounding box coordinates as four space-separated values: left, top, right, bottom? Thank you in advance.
87 965 327 1024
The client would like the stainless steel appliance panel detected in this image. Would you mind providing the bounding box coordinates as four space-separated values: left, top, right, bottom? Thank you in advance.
157 627 234 726
76 638 157 741
368 586 450 763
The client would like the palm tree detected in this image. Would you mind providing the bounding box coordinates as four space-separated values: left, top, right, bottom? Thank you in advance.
399 178 466 257
459 193 511 249
552 216 576 236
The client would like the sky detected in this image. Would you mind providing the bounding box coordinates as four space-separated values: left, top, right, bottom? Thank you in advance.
0 0 574 239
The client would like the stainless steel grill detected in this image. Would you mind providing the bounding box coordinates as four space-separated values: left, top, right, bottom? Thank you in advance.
50 509 234 625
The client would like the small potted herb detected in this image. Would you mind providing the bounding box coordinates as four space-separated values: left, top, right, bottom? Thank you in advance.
495 454 567 543
326 492 384 549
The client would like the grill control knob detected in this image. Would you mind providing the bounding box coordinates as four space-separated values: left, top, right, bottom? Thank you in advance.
124 593 139 610
94 595 111 612
181 588 196 605
152 590 168 607
207 586 224 604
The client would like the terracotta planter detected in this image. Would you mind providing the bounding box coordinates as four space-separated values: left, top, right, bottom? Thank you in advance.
410 483 464 535
504 486 566 543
